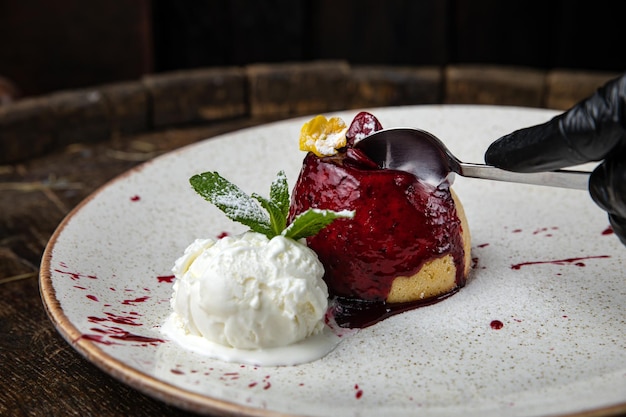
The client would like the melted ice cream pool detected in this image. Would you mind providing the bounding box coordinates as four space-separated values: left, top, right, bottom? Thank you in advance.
161 314 347 366
162 232 352 366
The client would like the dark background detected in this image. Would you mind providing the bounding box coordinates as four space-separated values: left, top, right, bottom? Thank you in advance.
0 0 623 98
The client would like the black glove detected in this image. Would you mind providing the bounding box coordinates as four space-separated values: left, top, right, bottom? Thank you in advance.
485 73 626 245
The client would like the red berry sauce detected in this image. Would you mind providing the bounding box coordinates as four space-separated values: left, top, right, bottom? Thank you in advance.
490 320 504 330
288 112 467 328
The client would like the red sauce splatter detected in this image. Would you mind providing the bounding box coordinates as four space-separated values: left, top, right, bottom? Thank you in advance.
55 265 98 281
88 312 142 326
78 325 165 345
130 195 141 201
122 296 150 305
108 331 164 344
533 226 558 236
490 320 504 330
171 369 184 375
54 269 82 281
247 375 271 389
512 229 522 233
471 257 486 270
79 334 119 345
602 226 614 235
477 243 490 248
354 384 363 399
217 231 230 239
511 255 610 270
86 295 99 302
157 275 175 283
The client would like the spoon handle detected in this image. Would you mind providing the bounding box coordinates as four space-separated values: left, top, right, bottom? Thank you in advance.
458 163 590 190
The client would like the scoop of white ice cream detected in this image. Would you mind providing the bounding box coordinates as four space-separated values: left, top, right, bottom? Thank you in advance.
170 232 328 349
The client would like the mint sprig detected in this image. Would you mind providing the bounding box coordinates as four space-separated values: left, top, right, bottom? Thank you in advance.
189 170 354 240
189 172 273 236
283 208 354 241
251 171 289 236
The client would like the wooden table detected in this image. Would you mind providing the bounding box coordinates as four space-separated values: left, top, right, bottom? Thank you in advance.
0 118 270 416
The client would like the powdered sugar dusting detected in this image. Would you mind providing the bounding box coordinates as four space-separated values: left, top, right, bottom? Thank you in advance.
306 128 348 156
212 188 270 224
311 208 355 218
353 120 376 143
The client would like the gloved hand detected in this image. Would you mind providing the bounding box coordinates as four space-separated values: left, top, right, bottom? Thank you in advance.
485 73 626 245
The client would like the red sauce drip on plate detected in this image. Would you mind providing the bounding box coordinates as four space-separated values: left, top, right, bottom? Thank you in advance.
109 332 164 343
122 296 150 305
157 275 175 283
329 290 459 329
354 384 364 399
78 330 164 345
511 255 610 270
490 320 504 330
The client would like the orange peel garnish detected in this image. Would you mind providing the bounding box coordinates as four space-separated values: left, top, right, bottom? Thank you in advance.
299 115 347 157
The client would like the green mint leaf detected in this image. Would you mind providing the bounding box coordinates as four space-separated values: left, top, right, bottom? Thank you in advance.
269 170 290 220
189 172 273 237
190 170 355 242
252 193 286 235
283 208 355 241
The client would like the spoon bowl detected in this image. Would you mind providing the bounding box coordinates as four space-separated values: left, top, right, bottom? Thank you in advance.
354 127 590 190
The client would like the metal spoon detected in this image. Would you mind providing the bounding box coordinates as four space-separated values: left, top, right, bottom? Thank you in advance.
353 127 590 190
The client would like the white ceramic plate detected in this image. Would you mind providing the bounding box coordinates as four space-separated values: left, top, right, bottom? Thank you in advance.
41 105 626 417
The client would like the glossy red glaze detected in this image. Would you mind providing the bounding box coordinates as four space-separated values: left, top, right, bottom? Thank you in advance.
290 152 466 302
288 112 467 327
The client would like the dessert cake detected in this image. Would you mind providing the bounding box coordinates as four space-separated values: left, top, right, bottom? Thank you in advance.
288 112 471 327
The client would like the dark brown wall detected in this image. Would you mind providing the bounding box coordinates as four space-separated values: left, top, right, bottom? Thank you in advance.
0 0 153 97
0 0 623 98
